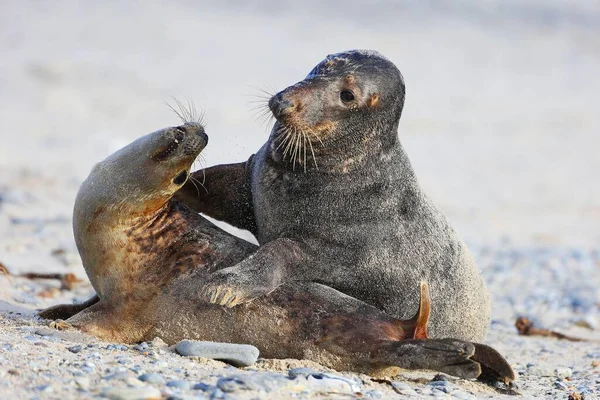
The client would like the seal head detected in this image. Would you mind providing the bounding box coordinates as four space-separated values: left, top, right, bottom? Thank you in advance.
268 50 405 170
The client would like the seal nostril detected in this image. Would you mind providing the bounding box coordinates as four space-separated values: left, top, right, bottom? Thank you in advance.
196 129 208 144
269 95 295 118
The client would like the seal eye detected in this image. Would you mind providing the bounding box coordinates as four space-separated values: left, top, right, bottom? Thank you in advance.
340 90 355 103
173 170 188 185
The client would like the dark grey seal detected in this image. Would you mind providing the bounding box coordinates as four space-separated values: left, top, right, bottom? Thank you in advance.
176 50 491 342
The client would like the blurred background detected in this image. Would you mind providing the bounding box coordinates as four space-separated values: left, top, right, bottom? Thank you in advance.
1 0 599 277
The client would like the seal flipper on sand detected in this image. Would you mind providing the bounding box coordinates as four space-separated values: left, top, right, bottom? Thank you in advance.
314 281 513 382
38 295 100 320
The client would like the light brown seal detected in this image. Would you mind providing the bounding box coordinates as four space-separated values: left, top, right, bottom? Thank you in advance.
39 118 513 382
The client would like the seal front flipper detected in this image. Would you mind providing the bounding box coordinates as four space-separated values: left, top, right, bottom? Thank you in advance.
201 238 306 307
38 295 100 320
174 160 257 235
64 300 147 343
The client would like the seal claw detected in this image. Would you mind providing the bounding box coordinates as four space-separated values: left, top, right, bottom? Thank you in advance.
49 319 73 331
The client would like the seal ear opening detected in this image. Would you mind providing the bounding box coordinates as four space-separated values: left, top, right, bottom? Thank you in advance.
173 170 189 186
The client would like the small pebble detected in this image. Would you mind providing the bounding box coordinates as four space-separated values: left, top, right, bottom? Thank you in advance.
132 343 148 351
167 380 191 390
288 367 317 378
74 377 90 390
216 374 290 393
138 373 165 385
33 384 53 392
104 371 135 381
555 367 573 379
427 380 454 393
305 373 360 394
391 381 417 396
101 386 162 400
452 390 476 400
364 389 384 399
554 380 568 390
67 345 82 353
175 340 259 367
527 365 554 377
192 382 211 391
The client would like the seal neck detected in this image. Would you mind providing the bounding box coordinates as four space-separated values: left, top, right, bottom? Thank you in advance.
75 200 190 301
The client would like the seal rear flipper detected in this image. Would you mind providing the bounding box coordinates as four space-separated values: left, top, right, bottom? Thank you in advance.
470 342 515 384
378 338 481 379
397 280 431 339
174 160 257 235
38 294 100 320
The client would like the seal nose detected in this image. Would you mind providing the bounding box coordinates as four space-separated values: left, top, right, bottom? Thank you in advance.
269 94 295 118
196 128 208 144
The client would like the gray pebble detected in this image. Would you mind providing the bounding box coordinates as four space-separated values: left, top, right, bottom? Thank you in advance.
427 380 454 393
288 367 318 378
192 382 212 391
526 365 554 377
555 367 572 379
175 340 259 367
106 344 129 351
167 380 191 390
391 381 417 396
74 377 90 390
217 373 290 393
101 386 162 400
132 343 148 351
452 390 476 400
33 384 53 392
554 380 568 390
67 345 82 353
138 373 165 385
364 389 384 399
305 373 361 394
417 387 433 395
104 371 135 381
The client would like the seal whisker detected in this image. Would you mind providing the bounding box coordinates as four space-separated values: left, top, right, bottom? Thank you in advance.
164 100 186 125
246 85 275 101
293 126 302 171
186 175 202 198
189 175 208 195
290 127 299 170
282 126 296 160
166 97 204 125
302 130 308 173
307 133 319 170
274 127 292 152
173 97 189 123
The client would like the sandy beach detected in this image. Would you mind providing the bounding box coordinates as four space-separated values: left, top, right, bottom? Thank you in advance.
1 1 599 398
